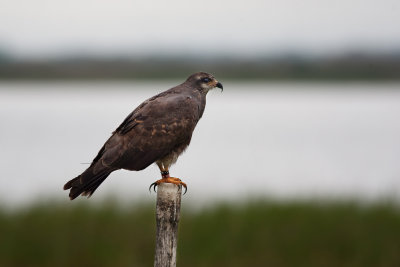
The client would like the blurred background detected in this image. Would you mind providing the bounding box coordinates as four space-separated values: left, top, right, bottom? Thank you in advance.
1 0 400 266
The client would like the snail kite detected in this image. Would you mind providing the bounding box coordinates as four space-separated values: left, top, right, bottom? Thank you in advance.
64 72 223 200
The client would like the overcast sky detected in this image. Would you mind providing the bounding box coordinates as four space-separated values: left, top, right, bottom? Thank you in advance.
1 0 399 58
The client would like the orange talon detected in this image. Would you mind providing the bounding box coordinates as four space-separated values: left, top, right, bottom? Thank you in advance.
149 177 187 194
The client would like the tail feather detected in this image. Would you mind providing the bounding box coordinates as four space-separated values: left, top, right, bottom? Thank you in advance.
64 166 114 200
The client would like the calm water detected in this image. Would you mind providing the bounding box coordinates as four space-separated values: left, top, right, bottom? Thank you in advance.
1 81 400 207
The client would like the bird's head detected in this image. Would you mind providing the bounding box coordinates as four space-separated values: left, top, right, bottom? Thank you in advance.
186 72 223 93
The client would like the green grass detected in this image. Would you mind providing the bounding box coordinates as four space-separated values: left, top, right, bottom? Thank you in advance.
1 200 399 267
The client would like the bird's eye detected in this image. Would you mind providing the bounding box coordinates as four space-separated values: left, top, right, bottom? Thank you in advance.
201 77 211 83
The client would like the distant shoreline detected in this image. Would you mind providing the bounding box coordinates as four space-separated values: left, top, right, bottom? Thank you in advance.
1 54 399 81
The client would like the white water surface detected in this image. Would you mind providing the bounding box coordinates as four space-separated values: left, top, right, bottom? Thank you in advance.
1 81 400 207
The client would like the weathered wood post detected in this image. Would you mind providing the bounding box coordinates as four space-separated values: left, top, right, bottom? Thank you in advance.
154 183 182 267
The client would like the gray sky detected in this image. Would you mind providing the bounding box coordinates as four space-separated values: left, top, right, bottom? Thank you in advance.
1 0 399 58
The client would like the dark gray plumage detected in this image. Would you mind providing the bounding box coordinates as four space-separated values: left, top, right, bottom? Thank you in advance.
64 72 223 200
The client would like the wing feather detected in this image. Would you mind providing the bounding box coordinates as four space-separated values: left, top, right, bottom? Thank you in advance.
92 90 200 171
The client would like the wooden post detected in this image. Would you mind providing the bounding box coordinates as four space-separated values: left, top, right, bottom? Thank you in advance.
154 183 182 267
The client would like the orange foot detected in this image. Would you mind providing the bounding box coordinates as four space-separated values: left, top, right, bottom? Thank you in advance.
149 177 187 194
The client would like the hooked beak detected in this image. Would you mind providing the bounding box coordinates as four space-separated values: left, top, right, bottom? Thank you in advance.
216 82 223 92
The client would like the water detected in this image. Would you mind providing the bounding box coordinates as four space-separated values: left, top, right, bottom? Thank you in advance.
1 81 400 207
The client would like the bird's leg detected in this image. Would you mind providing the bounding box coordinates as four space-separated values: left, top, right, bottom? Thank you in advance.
150 163 187 194
149 173 188 194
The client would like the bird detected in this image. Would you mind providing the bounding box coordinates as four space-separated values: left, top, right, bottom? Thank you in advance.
64 72 223 200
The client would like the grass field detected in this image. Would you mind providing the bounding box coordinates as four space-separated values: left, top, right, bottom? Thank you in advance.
1 200 399 267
